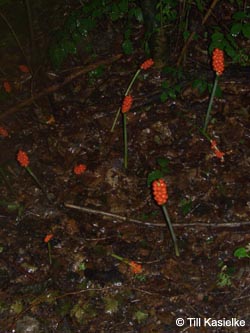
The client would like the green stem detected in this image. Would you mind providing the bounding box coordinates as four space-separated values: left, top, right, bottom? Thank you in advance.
199 127 212 142
47 242 52 265
26 166 51 202
162 204 180 257
203 74 219 132
123 113 128 169
111 69 141 132
111 253 128 265
111 253 124 262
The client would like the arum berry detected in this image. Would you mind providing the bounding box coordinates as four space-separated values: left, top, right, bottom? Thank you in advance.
44 234 53 265
111 58 154 132
17 150 29 167
203 48 225 132
210 140 225 161
16 149 51 202
129 261 143 274
140 58 154 70
111 253 143 274
44 234 53 243
152 179 168 206
121 95 133 113
152 179 179 256
0 126 9 138
74 164 87 175
3 81 11 93
212 48 224 76
18 64 30 73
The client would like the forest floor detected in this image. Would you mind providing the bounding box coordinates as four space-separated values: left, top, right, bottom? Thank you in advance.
0 2 250 333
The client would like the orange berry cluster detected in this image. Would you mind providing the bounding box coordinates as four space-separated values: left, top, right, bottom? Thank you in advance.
129 261 142 274
212 48 224 76
44 234 53 243
140 58 154 70
121 95 133 113
210 140 225 161
152 179 168 205
74 164 87 175
17 149 30 167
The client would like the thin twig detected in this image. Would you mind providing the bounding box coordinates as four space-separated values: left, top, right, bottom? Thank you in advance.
0 11 30 70
64 203 250 228
177 0 220 66
0 54 122 120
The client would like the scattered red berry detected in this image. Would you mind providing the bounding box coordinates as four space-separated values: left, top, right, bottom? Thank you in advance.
140 58 154 70
121 95 133 113
17 150 29 167
19 65 30 73
3 81 11 93
210 139 225 161
0 126 9 137
44 234 53 243
129 261 142 274
74 164 87 175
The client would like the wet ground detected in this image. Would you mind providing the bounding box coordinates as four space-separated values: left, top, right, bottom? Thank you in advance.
0 2 250 333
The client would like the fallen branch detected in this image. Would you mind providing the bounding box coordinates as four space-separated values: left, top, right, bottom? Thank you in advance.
64 203 250 228
0 54 122 120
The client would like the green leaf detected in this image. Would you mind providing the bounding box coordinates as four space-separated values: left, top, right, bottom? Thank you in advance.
192 78 208 94
234 247 250 258
211 31 224 42
122 39 133 55
224 45 237 59
215 84 222 98
133 310 148 323
63 40 77 54
242 24 250 38
179 199 192 216
49 45 66 68
147 170 164 186
118 0 128 13
195 0 204 12
183 30 190 41
110 3 120 21
160 91 168 102
232 11 248 20
156 157 169 168
230 23 242 36
129 7 143 22
161 81 169 89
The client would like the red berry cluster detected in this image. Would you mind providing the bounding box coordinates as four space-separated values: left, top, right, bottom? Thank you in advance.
212 48 224 76
121 95 133 113
152 179 168 205
140 58 154 70
17 150 30 167
74 164 87 175
210 140 225 161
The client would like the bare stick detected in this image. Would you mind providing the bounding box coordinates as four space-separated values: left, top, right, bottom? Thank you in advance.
64 203 250 228
0 54 122 120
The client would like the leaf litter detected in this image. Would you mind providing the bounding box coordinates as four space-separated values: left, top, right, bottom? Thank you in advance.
0 13 250 333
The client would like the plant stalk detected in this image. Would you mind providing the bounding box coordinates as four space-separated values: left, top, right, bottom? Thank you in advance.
111 69 141 132
123 113 128 169
162 204 180 256
203 74 219 132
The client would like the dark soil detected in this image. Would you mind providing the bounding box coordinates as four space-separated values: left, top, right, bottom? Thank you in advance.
0 2 249 332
